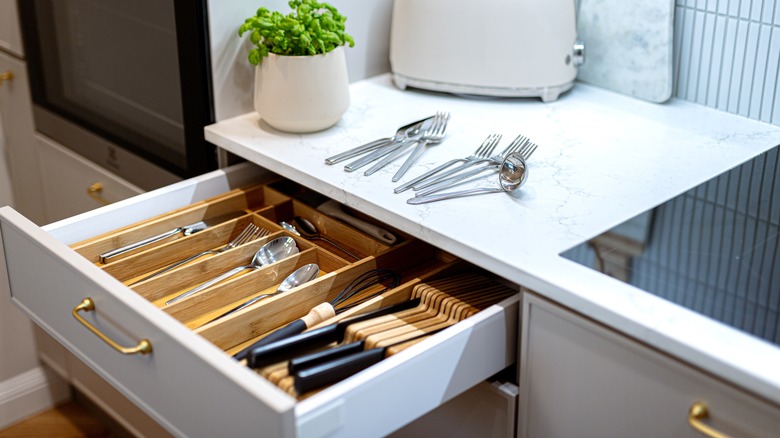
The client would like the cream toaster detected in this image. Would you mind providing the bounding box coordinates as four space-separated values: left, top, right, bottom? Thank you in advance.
389 0 584 102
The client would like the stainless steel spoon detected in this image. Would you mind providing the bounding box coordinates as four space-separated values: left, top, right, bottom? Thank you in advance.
165 236 299 305
406 152 528 204
205 263 320 324
290 217 361 260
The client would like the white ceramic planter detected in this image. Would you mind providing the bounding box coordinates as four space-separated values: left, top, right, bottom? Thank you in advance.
253 46 350 133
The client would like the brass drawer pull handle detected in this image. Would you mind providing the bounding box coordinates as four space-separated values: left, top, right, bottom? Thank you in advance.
0 70 13 84
72 298 152 355
87 182 110 205
688 401 730 438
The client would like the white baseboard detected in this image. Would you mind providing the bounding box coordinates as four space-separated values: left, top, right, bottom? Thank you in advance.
0 365 71 430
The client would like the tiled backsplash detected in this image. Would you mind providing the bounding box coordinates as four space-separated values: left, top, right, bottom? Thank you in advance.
673 0 779 126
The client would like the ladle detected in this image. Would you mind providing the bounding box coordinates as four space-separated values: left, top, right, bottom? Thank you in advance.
205 263 320 324
290 217 361 261
166 236 299 305
406 152 528 205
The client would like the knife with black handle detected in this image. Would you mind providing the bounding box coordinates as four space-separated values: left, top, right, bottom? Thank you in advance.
237 298 421 368
291 328 443 394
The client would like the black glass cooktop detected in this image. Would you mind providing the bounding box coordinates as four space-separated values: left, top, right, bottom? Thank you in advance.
561 145 780 347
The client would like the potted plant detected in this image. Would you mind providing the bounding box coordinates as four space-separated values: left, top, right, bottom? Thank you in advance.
239 0 355 133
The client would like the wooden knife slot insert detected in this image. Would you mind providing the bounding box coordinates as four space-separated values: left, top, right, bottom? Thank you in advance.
69 180 515 399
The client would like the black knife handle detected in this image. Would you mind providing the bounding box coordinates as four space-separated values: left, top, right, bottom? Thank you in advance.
234 302 336 361
293 348 386 394
233 319 308 361
288 340 366 374
246 324 340 368
239 298 420 366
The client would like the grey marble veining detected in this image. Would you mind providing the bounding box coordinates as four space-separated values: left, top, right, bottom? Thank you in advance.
577 0 675 103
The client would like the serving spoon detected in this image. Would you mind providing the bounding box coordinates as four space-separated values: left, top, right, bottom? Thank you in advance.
166 236 299 305
291 217 361 260
406 152 528 204
204 263 320 324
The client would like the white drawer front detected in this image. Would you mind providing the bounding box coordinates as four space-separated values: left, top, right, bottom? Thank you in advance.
1 164 519 437
1 198 296 436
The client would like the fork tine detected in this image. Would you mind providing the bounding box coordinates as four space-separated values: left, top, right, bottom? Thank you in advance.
474 135 492 156
523 143 539 159
431 111 448 137
476 133 501 157
499 135 527 156
231 223 256 245
516 142 532 158
247 226 269 242
230 223 259 248
483 134 500 157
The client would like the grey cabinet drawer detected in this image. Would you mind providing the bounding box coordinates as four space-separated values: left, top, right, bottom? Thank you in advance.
0 162 518 437
519 292 780 438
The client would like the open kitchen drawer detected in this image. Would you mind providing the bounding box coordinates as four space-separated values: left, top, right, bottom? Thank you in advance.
0 162 519 437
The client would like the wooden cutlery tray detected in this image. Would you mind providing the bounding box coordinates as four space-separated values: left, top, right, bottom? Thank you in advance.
1 164 519 435
64 179 516 397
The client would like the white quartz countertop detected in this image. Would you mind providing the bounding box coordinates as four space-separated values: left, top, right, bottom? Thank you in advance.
206 74 780 403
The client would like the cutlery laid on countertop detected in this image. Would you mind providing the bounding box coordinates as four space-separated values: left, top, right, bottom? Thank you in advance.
363 111 450 180
414 137 537 197
407 151 530 204
394 133 501 193
324 116 433 165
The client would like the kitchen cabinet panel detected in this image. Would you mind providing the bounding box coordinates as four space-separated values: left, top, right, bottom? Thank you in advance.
34 134 143 223
519 292 780 438
0 0 23 57
0 49 46 224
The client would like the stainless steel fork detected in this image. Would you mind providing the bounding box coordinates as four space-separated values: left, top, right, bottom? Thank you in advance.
128 223 270 285
415 138 538 197
394 133 501 193
363 111 449 177
411 134 530 193
391 111 450 181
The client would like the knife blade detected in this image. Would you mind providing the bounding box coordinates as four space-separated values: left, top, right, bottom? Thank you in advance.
98 211 244 263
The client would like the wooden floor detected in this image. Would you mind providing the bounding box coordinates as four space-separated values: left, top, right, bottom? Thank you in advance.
0 402 113 438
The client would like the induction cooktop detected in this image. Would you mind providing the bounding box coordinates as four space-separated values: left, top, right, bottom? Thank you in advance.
561 145 780 347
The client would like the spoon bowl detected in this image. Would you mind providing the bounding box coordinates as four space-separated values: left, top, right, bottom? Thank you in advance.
290 217 361 260
256 236 299 265
280 221 300 236
205 263 320 324
498 152 528 191
276 263 320 293
166 236 299 305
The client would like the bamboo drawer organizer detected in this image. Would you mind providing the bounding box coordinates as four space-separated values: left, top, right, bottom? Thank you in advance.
68 180 517 398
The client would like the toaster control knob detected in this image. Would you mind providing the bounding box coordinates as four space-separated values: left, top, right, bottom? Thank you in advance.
572 40 586 67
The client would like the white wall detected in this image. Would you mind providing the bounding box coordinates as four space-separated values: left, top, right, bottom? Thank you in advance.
207 0 394 121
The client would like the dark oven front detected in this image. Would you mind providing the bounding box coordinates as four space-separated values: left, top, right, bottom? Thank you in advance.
18 0 217 190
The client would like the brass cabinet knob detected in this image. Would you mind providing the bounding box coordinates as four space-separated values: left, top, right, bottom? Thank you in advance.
0 70 13 84
87 182 111 205
688 401 731 438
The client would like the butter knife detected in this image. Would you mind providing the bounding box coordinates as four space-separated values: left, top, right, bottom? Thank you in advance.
99 212 244 263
